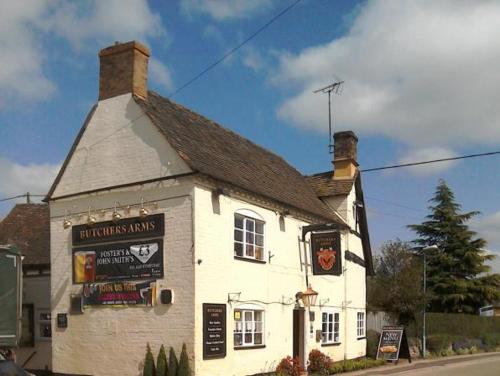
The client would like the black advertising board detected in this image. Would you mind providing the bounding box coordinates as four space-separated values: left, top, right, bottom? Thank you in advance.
376 326 411 363
203 303 226 359
311 232 342 275
82 280 156 307
72 239 163 283
72 214 164 246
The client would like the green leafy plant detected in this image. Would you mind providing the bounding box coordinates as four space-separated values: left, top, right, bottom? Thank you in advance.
168 347 178 376
156 345 168 376
143 343 156 376
307 349 332 375
427 334 452 356
329 358 385 373
177 343 191 376
275 356 303 376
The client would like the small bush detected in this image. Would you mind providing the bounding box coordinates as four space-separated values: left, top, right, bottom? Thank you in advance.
178 343 191 376
329 358 385 373
156 345 168 376
168 347 178 376
308 349 332 375
143 343 156 376
481 332 500 350
427 334 452 355
366 330 380 358
275 356 304 376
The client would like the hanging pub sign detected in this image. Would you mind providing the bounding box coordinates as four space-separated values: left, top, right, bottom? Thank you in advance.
376 326 411 364
72 214 164 246
73 239 163 283
203 303 227 360
82 280 156 307
311 231 342 275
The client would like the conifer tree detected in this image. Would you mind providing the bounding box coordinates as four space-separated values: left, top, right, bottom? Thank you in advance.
409 180 500 313
143 343 156 376
168 347 178 376
177 343 191 376
156 345 168 376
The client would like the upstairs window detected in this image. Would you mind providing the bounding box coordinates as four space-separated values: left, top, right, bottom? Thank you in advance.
234 213 264 261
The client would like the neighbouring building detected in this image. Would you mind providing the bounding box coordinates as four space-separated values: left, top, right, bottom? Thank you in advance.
0 203 52 372
45 41 373 376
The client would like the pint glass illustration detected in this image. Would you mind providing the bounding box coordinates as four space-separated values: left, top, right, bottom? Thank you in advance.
74 251 96 283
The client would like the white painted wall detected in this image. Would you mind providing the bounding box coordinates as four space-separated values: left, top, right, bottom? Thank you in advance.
52 93 191 198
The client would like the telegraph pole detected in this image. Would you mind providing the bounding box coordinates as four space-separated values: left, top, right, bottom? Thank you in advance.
314 80 344 154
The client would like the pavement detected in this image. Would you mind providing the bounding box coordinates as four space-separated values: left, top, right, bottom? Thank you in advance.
338 352 500 375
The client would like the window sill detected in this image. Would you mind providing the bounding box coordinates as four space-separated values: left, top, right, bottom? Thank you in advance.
234 345 266 350
321 342 341 347
234 256 266 264
357 336 366 340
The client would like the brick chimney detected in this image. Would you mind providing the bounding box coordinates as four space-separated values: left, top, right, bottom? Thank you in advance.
333 131 358 179
98 41 150 101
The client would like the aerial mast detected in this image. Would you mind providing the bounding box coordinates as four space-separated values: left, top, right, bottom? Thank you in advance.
313 80 344 154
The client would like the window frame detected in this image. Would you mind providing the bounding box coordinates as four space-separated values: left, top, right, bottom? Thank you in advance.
233 308 265 349
234 213 265 262
357 311 365 338
36 308 52 341
321 310 340 345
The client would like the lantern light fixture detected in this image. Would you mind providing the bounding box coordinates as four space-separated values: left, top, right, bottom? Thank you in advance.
112 201 122 222
139 197 149 218
87 207 97 226
63 210 72 229
300 284 318 308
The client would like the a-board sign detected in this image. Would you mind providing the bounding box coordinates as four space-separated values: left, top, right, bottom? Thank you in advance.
82 280 156 307
376 326 411 363
203 303 226 359
72 239 163 283
72 214 164 246
311 232 342 275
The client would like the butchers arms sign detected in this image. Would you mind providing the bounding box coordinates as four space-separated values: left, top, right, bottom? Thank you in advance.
311 231 342 275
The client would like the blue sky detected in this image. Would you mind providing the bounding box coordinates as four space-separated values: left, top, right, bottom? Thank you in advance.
0 0 499 271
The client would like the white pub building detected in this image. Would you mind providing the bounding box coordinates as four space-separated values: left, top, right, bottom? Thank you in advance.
46 41 373 376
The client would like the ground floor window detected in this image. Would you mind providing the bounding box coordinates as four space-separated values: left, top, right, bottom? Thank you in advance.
357 312 365 338
234 309 264 347
322 310 340 344
37 310 51 340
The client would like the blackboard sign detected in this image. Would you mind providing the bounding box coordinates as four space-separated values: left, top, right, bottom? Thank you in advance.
203 303 226 359
83 280 156 307
72 239 163 283
57 313 68 328
72 214 164 246
311 232 342 275
376 326 411 363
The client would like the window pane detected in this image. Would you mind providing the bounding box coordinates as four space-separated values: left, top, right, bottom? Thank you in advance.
235 215 244 229
244 333 252 344
334 332 339 342
255 221 264 234
322 313 327 322
246 232 254 244
40 323 51 338
255 322 262 332
234 229 243 242
245 219 255 232
255 247 263 260
234 242 243 256
256 235 264 246
244 311 252 321
254 333 262 344
246 244 254 257
39 313 51 321
254 311 262 321
234 333 243 346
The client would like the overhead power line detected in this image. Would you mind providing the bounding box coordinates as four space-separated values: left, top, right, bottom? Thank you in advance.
167 0 303 98
360 151 500 173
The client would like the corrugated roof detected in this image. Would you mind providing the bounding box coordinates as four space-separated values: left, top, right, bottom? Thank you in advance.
135 91 344 223
305 171 355 197
0 204 50 265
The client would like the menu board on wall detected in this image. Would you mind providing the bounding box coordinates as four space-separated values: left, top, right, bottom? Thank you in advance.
82 280 156 307
203 303 226 359
311 232 342 275
72 214 164 246
73 239 163 283
376 326 411 363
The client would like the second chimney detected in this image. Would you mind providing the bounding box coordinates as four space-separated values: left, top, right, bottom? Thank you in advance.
333 131 358 179
98 41 150 101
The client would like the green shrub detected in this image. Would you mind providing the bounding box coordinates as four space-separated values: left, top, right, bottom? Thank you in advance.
275 356 303 376
156 345 168 376
427 334 452 356
481 332 500 350
168 347 178 376
366 330 380 358
328 358 385 374
308 349 332 375
178 343 191 376
143 343 156 376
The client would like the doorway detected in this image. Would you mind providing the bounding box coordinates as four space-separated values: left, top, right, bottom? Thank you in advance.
293 308 305 365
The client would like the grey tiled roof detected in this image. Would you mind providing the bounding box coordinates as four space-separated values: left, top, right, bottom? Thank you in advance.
305 171 355 197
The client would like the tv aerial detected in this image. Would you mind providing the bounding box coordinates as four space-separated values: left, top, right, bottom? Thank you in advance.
314 79 344 154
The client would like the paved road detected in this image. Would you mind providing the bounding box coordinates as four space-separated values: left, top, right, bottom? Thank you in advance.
347 353 500 376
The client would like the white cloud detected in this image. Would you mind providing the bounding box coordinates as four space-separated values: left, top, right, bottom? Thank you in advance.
149 58 173 91
275 1 500 152
471 212 500 273
0 0 167 106
397 147 457 176
181 0 273 21
242 47 265 72
0 158 59 198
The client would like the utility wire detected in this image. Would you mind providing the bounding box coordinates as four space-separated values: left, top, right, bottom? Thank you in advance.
167 0 303 98
360 151 500 172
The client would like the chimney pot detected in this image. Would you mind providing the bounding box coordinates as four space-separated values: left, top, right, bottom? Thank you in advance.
98 40 150 101
333 131 358 179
